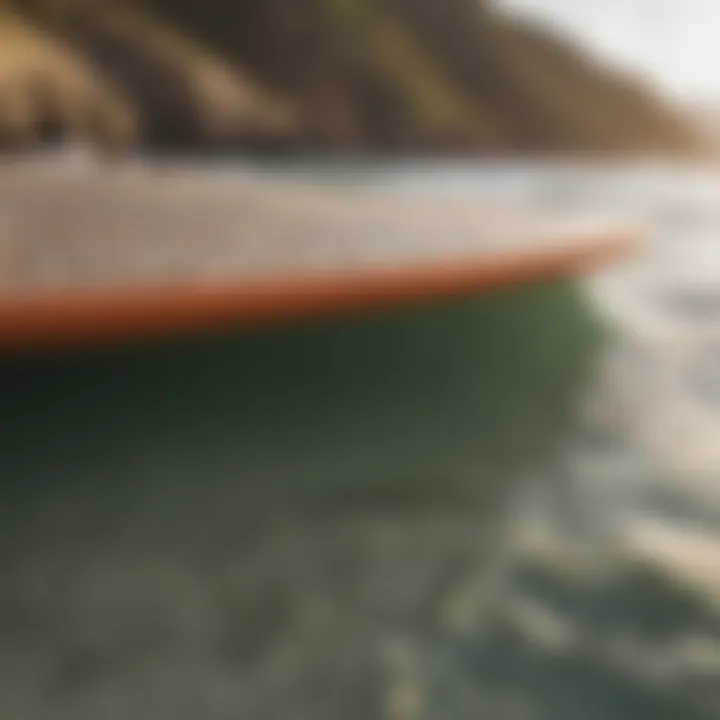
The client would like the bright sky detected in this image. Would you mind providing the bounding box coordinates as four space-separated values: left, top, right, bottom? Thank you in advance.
498 0 720 101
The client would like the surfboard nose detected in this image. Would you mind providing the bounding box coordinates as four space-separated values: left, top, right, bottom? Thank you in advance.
0 160 638 353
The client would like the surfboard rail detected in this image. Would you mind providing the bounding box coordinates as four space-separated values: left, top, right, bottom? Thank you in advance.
0 225 637 353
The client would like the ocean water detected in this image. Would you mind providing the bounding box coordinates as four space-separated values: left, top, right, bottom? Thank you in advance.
1 162 720 719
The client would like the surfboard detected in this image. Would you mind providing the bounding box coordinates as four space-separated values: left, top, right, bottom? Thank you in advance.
0 161 637 523
0 161 637 352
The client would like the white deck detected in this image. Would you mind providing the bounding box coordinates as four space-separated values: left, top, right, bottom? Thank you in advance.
0 158 623 292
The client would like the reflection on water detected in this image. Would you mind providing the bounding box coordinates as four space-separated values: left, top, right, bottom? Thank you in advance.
489 163 720 720
2 162 720 718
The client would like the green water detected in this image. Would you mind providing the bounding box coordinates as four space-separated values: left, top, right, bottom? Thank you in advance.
0 281 604 719
1 283 600 511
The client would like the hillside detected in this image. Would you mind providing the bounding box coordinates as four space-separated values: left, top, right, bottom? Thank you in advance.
0 0 702 155
688 100 720 154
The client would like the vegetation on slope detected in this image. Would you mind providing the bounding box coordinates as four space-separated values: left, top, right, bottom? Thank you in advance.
0 0 702 155
0 7 134 149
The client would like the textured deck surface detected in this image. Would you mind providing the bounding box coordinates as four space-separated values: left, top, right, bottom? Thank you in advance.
0 158 620 292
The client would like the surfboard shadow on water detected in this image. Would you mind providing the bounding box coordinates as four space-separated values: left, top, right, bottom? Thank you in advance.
0 280 605 717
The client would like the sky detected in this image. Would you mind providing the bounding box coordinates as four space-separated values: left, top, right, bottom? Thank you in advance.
498 0 720 101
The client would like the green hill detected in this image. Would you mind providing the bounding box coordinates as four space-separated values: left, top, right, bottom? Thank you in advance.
0 0 702 155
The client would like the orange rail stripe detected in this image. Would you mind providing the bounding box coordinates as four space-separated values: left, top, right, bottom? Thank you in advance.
0 230 638 354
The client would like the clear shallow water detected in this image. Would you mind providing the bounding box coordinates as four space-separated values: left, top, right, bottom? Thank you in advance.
463 163 720 720
2 161 720 718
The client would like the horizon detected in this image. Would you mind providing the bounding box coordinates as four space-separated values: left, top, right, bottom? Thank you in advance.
499 0 719 104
